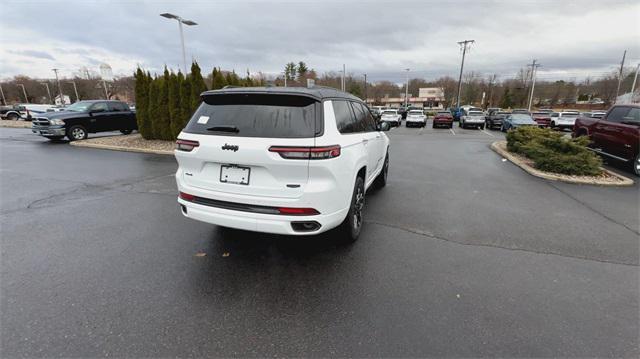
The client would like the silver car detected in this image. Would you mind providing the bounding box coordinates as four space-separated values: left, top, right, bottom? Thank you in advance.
460 110 486 129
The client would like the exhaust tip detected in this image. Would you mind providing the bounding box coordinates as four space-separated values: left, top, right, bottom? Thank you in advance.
291 221 321 232
180 204 187 215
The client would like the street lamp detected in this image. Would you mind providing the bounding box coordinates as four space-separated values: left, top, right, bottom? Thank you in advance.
404 68 410 108
160 13 197 74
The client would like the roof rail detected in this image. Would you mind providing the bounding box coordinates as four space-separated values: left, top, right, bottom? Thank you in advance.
222 85 243 89
309 85 341 91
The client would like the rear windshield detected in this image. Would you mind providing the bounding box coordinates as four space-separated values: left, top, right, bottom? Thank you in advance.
468 111 483 116
183 94 319 138
382 111 397 115
409 111 423 115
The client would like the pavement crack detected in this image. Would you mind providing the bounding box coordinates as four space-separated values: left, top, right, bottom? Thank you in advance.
546 182 639 236
366 219 639 267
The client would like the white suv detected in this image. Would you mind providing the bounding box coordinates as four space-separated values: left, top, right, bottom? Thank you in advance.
175 87 391 241
550 111 580 130
405 110 426 128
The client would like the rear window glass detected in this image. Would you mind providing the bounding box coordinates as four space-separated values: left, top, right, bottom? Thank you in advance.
468 111 483 116
184 94 319 138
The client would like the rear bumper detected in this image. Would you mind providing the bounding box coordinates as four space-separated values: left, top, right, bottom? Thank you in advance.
178 197 348 236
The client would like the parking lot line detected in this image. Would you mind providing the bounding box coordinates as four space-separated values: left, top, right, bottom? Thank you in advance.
449 128 456 135
481 129 495 137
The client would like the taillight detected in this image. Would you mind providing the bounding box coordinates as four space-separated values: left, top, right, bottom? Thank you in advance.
179 191 195 201
277 207 320 215
176 139 199 152
269 145 341 160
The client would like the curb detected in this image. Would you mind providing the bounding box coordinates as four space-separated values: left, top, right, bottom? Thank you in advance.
0 121 31 129
490 141 634 187
70 141 174 156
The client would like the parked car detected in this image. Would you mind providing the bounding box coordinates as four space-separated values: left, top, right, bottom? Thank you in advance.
512 109 531 115
460 110 486 129
175 87 391 241
549 111 580 130
580 111 607 119
573 104 640 176
31 100 137 141
531 111 552 127
0 104 28 120
432 111 454 128
380 109 402 127
405 110 426 127
501 113 539 132
537 108 554 113
486 107 501 114
485 110 511 130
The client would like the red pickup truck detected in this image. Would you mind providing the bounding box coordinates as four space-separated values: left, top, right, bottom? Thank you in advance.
573 104 640 176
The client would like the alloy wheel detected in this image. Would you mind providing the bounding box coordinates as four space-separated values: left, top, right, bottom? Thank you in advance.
353 186 364 230
72 128 85 140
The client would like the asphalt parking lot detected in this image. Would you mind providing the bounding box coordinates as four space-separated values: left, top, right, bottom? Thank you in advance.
1 123 638 357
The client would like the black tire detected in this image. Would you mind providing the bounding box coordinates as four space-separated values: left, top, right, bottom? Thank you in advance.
375 152 389 188
480 124 485 130
7 113 18 121
460 122 465 129
339 176 365 242
550 121 556 130
633 153 640 177
120 129 133 135
67 125 88 141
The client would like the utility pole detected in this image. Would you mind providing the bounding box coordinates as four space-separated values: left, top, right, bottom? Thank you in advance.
404 68 410 107
0 83 6 105
487 74 496 108
630 63 639 95
41 82 53 104
67 81 80 102
614 50 626 104
342 64 346 91
363 73 367 102
455 39 475 110
52 68 64 105
17 84 28 103
527 60 541 111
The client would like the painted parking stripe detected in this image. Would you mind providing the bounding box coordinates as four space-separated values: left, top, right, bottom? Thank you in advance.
481 129 495 137
449 128 456 135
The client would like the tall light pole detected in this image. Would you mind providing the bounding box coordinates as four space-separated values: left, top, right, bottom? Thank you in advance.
67 81 80 102
0 83 8 105
363 73 367 102
40 82 53 104
17 84 28 103
52 68 64 105
342 64 346 91
160 13 197 74
455 39 475 110
527 60 541 111
614 50 626 104
404 68 410 107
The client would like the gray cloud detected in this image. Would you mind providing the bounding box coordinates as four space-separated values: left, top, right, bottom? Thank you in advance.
1 0 639 80
8 49 55 61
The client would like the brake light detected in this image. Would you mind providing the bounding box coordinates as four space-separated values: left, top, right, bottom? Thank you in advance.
277 207 320 215
179 191 195 201
269 145 341 160
176 139 199 152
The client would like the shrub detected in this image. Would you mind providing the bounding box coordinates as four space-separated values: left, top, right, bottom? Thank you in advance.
505 126 602 176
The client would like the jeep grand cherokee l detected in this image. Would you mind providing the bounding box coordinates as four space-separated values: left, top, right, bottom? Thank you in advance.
175 87 391 241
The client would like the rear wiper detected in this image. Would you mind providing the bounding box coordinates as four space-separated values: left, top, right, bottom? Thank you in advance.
207 125 239 133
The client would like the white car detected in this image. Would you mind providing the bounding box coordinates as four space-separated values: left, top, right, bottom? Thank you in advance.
380 109 401 127
550 111 580 130
175 87 391 241
460 110 486 129
405 110 426 128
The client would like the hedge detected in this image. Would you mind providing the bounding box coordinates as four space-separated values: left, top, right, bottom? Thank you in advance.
506 126 602 176
133 62 262 141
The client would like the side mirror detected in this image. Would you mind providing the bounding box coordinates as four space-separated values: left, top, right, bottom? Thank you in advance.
378 122 391 131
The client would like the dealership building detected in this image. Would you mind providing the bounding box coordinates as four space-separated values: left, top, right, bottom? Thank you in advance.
367 87 445 109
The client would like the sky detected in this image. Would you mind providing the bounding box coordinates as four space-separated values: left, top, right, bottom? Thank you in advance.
1 0 639 83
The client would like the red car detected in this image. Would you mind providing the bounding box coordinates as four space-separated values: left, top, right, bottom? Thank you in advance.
532 111 552 127
573 104 640 176
433 111 454 128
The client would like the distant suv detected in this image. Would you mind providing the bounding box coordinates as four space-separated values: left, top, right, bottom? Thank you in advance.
405 110 426 127
175 87 391 241
573 104 640 176
380 109 402 127
433 111 453 128
31 100 137 141
460 110 486 129
485 110 510 130
550 111 580 130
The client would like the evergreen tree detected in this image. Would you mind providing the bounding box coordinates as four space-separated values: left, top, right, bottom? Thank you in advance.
147 77 160 139
297 61 308 80
212 67 227 90
134 68 151 138
244 70 254 87
168 71 182 139
190 62 207 111
157 68 171 140
284 62 297 81
500 87 515 108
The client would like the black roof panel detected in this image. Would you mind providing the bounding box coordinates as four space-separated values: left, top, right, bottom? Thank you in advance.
201 86 363 102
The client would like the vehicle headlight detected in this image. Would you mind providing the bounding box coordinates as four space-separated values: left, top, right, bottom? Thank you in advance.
49 119 65 125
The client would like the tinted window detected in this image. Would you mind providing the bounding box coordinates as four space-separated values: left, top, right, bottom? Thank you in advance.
350 102 367 132
333 100 358 134
624 108 640 122
108 102 128 111
183 94 318 138
90 102 108 112
606 106 630 123
356 102 377 131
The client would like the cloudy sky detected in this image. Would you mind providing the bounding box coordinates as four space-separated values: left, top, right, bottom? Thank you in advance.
1 0 639 83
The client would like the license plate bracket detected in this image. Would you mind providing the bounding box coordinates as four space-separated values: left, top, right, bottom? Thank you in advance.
220 165 250 185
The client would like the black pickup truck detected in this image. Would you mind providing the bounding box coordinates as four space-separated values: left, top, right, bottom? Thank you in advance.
31 100 137 141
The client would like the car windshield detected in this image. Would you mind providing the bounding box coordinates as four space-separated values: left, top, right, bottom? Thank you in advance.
468 111 483 116
409 111 422 115
532 112 548 116
382 111 396 115
65 101 94 112
562 113 579 117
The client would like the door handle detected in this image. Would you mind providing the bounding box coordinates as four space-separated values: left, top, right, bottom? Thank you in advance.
362 139 368 144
